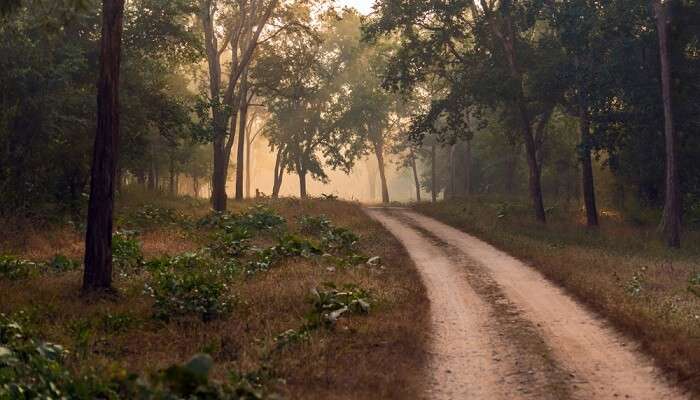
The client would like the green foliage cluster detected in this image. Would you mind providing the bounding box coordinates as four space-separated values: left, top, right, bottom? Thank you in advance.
112 231 144 276
0 313 111 399
300 214 359 252
273 282 373 352
144 252 237 321
0 0 204 217
307 283 371 328
0 254 79 280
122 205 190 228
198 206 286 233
0 314 278 399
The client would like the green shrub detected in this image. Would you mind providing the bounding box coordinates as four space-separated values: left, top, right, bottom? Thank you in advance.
238 205 285 231
320 227 359 252
245 235 323 276
210 226 252 259
49 254 80 272
307 283 371 327
0 256 41 280
0 313 118 399
121 204 189 228
198 206 285 234
0 254 81 280
1 315 278 399
144 253 236 321
299 215 332 235
113 230 144 275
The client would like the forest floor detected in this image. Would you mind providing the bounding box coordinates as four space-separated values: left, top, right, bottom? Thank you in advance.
411 198 700 398
0 192 429 399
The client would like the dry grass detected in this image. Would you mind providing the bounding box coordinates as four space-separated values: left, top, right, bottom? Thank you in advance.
0 195 429 399
415 197 700 395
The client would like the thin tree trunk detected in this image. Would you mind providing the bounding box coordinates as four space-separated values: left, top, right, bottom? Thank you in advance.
193 176 199 198
579 110 599 227
83 0 125 292
246 134 252 199
410 149 421 202
298 167 307 199
235 75 249 201
374 140 390 203
272 147 283 198
431 143 437 203
654 0 681 247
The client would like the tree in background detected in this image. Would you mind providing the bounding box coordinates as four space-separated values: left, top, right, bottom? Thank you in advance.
366 0 553 222
197 0 278 211
253 7 364 198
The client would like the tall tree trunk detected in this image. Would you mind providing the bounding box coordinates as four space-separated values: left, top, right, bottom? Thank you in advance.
272 147 283 198
193 175 199 198
235 75 249 201
654 0 681 247
298 166 307 199
374 140 390 203
83 0 125 292
211 137 229 211
522 121 546 222
200 1 232 212
431 143 437 203
410 149 421 202
246 133 252 199
579 110 599 227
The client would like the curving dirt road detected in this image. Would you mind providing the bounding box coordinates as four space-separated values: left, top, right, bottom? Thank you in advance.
366 207 688 400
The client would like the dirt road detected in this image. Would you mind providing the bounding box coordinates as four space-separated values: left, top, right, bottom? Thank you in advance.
366 208 687 400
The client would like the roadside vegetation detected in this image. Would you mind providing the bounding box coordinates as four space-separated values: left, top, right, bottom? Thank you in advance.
415 197 700 393
0 191 428 399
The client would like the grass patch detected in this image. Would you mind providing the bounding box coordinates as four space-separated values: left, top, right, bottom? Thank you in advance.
415 197 700 394
0 195 429 399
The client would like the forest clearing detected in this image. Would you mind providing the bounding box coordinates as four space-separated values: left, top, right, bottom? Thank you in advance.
1 0 699 398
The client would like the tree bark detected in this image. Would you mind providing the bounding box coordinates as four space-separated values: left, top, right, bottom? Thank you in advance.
579 109 599 227
654 0 681 247
298 163 307 199
235 74 249 201
410 149 421 202
246 130 252 199
374 139 390 203
272 147 283 198
83 0 125 292
431 143 437 203
211 136 229 211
